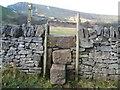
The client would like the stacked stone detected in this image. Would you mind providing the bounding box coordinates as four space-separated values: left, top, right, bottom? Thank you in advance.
48 35 76 84
1 24 45 38
78 26 119 80
1 25 45 74
118 39 120 81
1 37 44 74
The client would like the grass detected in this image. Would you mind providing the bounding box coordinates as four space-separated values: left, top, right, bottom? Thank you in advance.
2 67 51 88
50 26 76 35
1 67 119 88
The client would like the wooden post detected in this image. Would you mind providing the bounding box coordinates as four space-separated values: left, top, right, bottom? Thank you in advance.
27 3 32 27
43 24 49 76
75 13 80 81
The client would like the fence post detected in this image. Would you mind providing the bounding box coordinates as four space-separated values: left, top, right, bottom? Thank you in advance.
43 24 49 77
75 13 80 81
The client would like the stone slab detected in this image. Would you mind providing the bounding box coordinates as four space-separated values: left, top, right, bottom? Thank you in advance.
48 35 76 48
52 49 71 64
50 64 66 85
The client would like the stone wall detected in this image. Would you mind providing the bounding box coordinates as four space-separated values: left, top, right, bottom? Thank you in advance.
1 25 45 74
78 25 119 80
1 24 119 81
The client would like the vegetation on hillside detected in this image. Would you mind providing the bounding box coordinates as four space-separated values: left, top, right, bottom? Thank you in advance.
7 2 117 23
0 5 19 24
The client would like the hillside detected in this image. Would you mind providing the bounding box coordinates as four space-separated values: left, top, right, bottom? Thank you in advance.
0 5 19 24
7 2 117 23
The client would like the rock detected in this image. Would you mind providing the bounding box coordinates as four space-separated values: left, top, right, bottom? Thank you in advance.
109 64 118 69
35 25 43 37
89 34 97 39
13 25 23 38
83 61 94 66
100 46 112 51
2 42 9 50
101 42 110 45
30 43 36 49
94 25 102 35
80 41 93 48
80 55 88 58
103 27 109 38
36 45 43 51
33 51 44 54
32 37 43 43
48 35 76 48
24 37 33 42
110 26 115 39
2 25 12 37
79 29 84 40
18 50 28 55
89 52 95 58
25 63 35 67
84 28 89 41
101 52 110 59
32 54 41 61
30 26 35 37
104 59 118 64
50 64 66 85
80 48 85 52
96 59 104 63
7 49 16 56
22 24 27 37
108 69 116 74
66 65 74 70
27 27 31 37
53 49 71 64
18 44 24 48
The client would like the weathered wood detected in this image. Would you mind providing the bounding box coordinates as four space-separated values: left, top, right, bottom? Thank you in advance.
43 24 49 76
75 13 80 81
27 3 32 27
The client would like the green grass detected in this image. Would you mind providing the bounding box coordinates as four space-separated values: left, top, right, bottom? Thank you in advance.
50 26 76 35
2 67 51 88
2 67 119 88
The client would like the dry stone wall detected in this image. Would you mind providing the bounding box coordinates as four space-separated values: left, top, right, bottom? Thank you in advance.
0 24 119 81
1 25 45 74
78 25 119 80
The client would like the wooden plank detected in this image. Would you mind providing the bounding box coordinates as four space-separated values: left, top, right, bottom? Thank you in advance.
75 13 80 81
43 24 49 76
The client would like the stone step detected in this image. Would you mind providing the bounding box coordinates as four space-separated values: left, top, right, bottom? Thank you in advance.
50 64 66 85
48 35 76 48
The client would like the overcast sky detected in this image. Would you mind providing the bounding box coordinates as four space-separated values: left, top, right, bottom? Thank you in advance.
0 0 119 15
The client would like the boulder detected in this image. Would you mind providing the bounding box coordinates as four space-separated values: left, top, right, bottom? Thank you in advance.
53 49 71 64
50 64 66 85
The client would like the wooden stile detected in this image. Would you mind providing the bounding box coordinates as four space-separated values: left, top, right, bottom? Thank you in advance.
43 24 49 76
75 13 80 81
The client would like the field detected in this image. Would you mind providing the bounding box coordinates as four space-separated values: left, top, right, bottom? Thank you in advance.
1 67 119 88
50 26 76 35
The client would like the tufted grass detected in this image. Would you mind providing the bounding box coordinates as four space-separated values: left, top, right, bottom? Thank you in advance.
2 67 51 88
1 67 119 88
